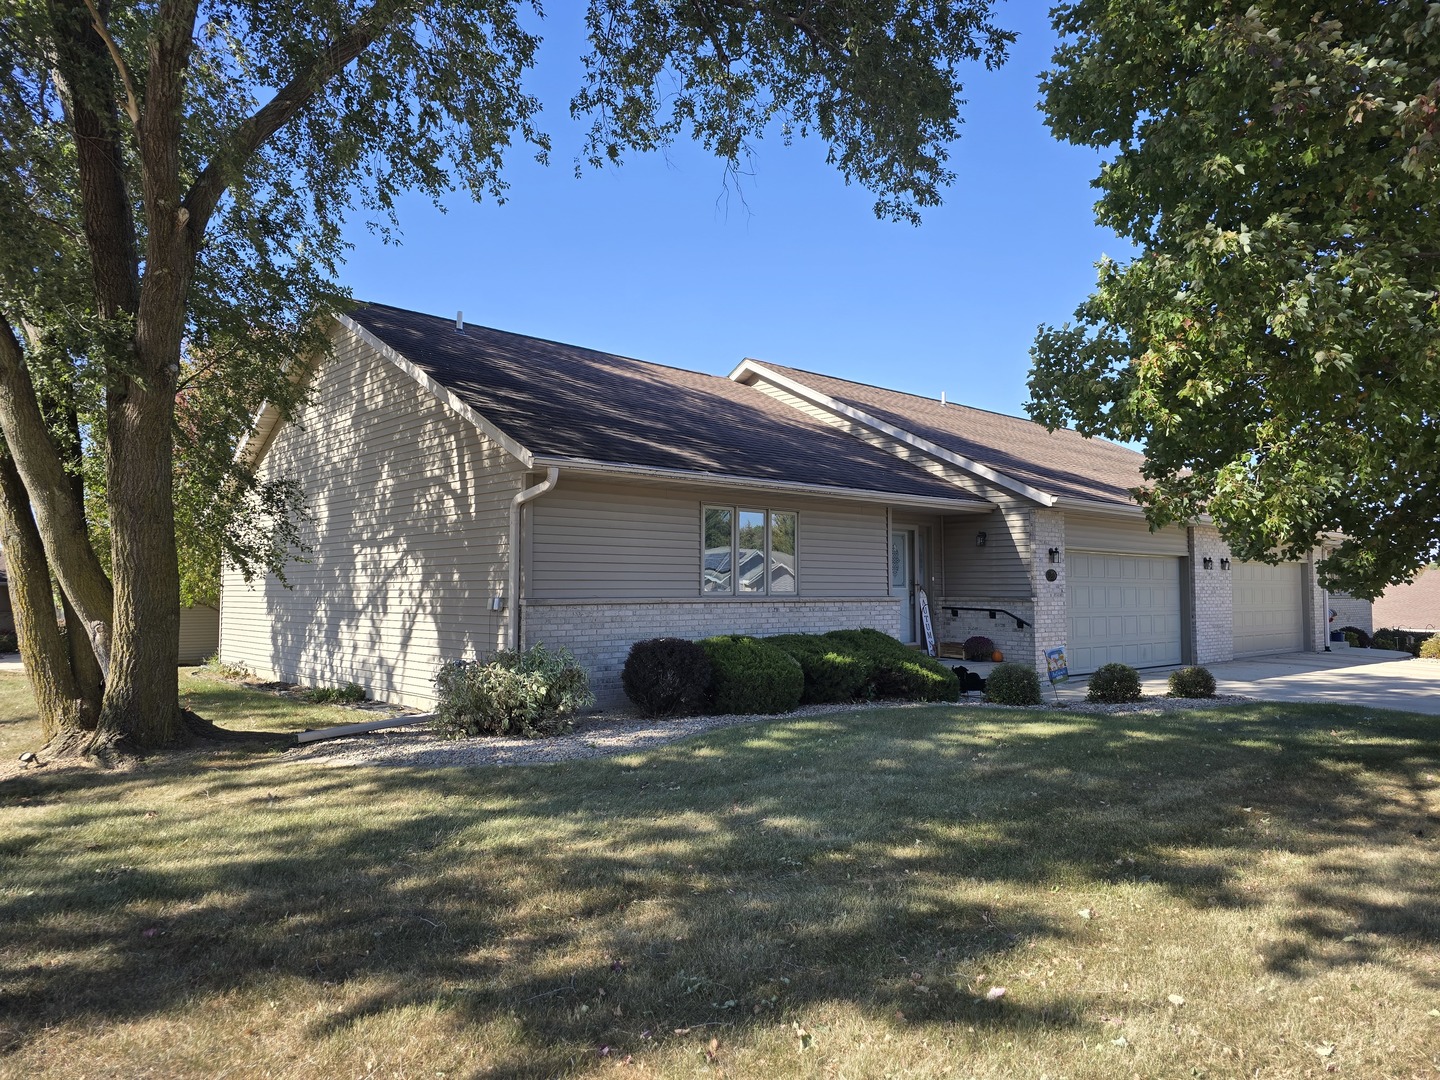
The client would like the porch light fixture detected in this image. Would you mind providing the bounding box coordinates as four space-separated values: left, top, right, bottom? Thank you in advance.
1048 547 1061 563
1202 557 1215 570
1220 558 1231 570
976 531 987 547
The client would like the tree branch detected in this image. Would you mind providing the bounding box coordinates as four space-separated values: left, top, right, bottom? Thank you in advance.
79 0 140 126
182 0 417 236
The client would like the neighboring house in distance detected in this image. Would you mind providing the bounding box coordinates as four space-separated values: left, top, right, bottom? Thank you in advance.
220 304 1352 709
178 605 220 664
1372 567 1440 635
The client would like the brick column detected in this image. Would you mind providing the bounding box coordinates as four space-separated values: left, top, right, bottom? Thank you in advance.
1188 524 1234 665
1031 508 1067 671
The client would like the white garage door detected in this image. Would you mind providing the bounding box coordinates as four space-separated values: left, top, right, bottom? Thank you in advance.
1232 561 1305 657
1068 552 1184 675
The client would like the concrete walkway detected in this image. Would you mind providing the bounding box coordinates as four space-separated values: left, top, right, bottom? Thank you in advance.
1086 649 1440 716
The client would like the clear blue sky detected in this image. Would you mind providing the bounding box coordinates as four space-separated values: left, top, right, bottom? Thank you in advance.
339 4 1125 419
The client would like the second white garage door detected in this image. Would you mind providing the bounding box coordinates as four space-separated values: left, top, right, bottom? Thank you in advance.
1232 561 1305 657
1068 552 1184 675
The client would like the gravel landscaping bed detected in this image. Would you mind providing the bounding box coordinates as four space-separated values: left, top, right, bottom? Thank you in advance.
291 692 1253 769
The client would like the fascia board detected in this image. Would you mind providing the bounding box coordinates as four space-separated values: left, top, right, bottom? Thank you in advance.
335 314 535 468
529 454 995 513
731 359 1057 507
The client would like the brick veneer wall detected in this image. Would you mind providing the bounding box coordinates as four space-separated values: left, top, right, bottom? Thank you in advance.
933 598 1035 663
524 597 903 708
1188 524 1234 665
1304 552 1329 652
1329 593 1373 635
1030 509 1067 670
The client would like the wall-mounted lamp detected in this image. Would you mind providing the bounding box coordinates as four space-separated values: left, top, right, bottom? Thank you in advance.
1202 557 1215 571
1220 558 1231 571
975 531 987 547
1048 547 1062 564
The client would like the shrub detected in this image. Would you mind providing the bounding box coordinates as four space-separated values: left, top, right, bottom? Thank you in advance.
1420 635 1440 660
0 630 16 654
432 644 594 738
1086 663 1142 704
984 663 1042 706
1338 625 1372 648
304 682 367 704
767 633 873 703
621 637 712 717
961 635 996 662
699 636 804 715
1167 666 1216 698
1373 628 1428 657
821 628 960 702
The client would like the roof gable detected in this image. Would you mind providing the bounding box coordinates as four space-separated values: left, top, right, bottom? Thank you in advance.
737 361 1150 508
344 304 983 506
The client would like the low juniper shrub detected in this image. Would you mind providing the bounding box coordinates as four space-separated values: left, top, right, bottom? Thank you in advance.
433 643 594 738
821 628 960 702
961 635 996 661
984 662 1041 706
1086 662 1142 704
1167 666 1216 699
767 633 873 703
621 637 712 717
699 635 805 715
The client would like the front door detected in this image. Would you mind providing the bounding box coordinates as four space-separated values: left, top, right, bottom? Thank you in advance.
891 528 916 643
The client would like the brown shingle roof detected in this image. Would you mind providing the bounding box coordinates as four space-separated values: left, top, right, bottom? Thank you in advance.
347 305 983 505
1372 568 1440 632
748 362 1151 507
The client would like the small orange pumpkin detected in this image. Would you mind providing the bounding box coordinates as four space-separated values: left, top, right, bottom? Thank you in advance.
991 649 1004 663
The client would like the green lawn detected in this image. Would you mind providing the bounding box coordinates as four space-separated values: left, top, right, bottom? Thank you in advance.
1 672 1437 1078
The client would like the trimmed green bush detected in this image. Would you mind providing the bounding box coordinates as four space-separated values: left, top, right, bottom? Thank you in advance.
984 663 1042 706
961 635 995 661
1086 663 1142 704
1420 635 1440 660
622 637 713 717
767 633 873 703
821 628 960 702
1338 625 1372 649
700 636 805 715
1167 666 1216 698
432 644 594 738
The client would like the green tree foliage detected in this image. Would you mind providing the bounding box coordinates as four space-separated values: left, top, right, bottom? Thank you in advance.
0 0 1013 749
1028 2 1439 598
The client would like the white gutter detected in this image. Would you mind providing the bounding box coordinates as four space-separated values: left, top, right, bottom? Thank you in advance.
508 467 560 649
729 359 1058 507
528 455 992 513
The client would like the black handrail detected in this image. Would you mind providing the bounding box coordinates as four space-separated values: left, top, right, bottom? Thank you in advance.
944 605 1029 630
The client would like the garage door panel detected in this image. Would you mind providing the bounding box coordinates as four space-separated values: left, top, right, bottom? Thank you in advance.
1068 552 1183 675
1232 562 1304 657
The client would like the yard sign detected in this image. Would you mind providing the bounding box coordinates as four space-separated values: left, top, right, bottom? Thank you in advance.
917 588 937 657
1045 646 1069 684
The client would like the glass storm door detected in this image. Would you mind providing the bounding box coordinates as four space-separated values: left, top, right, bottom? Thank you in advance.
891 528 916 643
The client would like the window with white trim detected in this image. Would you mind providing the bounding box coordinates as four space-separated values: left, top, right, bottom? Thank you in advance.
702 506 797 595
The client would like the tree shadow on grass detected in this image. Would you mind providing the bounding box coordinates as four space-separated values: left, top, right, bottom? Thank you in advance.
0 701 1437 1074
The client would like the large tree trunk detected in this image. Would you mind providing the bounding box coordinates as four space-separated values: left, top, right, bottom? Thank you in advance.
0 453 93 741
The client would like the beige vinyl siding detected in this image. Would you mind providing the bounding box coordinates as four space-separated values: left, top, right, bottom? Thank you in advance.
1065 512 1189 556
220 330 525 708
177 605 219 663
942 506 1032 598
528 477 889 599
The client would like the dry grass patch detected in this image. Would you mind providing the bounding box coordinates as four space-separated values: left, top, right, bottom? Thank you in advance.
1 673 1438 1077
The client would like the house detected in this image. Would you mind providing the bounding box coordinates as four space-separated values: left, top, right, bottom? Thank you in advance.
0 551 13 637
219 304 1348 708
1372 568 1440 635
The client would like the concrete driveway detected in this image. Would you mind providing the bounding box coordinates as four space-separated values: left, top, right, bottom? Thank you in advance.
1123 649 1440 715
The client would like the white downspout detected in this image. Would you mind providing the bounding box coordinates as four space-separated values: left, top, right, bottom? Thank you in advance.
508 467 559 650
